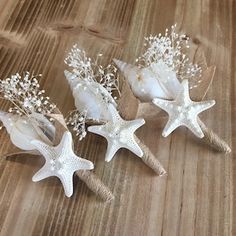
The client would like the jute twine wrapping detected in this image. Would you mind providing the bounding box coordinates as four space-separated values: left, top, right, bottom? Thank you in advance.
198 119 231 154
134 135 166 176
49 112 114 201
76 170 114 202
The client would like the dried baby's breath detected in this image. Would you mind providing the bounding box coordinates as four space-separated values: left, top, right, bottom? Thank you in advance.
0 72 56 122
66 110 87 141
65 45 120 99
64 45 121 139
136 24 202 89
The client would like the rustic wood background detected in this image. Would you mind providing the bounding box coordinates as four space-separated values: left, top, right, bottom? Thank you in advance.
0 0 234 235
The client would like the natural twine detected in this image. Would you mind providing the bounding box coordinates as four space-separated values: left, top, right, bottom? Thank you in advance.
76 170 114 202
198 119 231 154
134 135 166 176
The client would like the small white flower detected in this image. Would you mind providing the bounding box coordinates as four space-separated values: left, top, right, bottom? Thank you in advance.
23 98 32 108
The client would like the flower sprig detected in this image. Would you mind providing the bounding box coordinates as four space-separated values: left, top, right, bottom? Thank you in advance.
0 72 56 117
98 63 120 99
65 45 120 99
136 24 202 89
64 45 121 140
66 110 87 140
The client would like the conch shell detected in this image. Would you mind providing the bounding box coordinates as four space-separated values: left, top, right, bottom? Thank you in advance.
64 70 117 121
0 111 55 151
113 59 181 102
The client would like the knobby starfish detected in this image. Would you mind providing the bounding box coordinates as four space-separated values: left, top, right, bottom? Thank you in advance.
31 131 94 197
152 80 215 138
88 104 145 162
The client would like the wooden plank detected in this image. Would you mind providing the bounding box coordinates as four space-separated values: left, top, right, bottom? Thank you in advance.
0 0 234 235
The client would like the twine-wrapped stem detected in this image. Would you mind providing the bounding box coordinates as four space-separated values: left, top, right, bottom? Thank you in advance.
134 135 166 176
198 119 231 154
76 170 114 202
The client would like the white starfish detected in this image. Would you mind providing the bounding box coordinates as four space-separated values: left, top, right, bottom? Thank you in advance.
88 104 145 162
31 131 94 197
152 80 215 138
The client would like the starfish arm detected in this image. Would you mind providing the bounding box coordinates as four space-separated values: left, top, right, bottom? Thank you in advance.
58 173 74 197
32 164 52 182
31 140 54 160
192 100 215 114
105 141 120 162
152 98 174 114
175 80 191 104
57 131 73 155
88 125 107 138
72 156 94 170
181 79 190 96
162 117 181 137
175 79 192 104
108 104 122 123
127 119 145 133
124 137 143 157
184 118 204 138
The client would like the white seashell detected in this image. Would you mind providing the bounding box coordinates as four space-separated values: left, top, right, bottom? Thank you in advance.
0 111 54 151
113 59 182 102
30 112 55 141
64 70 117 121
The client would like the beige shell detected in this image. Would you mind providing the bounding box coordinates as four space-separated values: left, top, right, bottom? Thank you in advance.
113 59 181 102
0 111 54 151
64 70 117 121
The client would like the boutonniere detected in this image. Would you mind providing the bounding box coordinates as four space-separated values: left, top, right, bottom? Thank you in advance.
64 46 166 176
113 24 231 153
0 72 114 201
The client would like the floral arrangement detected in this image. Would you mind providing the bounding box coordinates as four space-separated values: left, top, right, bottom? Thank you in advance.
0 72 56 122
136 24 202 89
64 45 120 140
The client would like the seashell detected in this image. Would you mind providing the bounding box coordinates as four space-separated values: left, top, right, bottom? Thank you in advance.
113 59 182 102
30 112 55 141
0 111 54 151
64 70 117 121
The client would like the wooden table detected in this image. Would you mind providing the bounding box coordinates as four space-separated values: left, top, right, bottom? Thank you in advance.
0 0 234 235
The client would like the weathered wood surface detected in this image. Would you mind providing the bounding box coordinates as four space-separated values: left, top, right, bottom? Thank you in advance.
0 0 234 235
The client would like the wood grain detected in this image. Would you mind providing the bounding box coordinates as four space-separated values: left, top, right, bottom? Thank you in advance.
0 0 234 235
